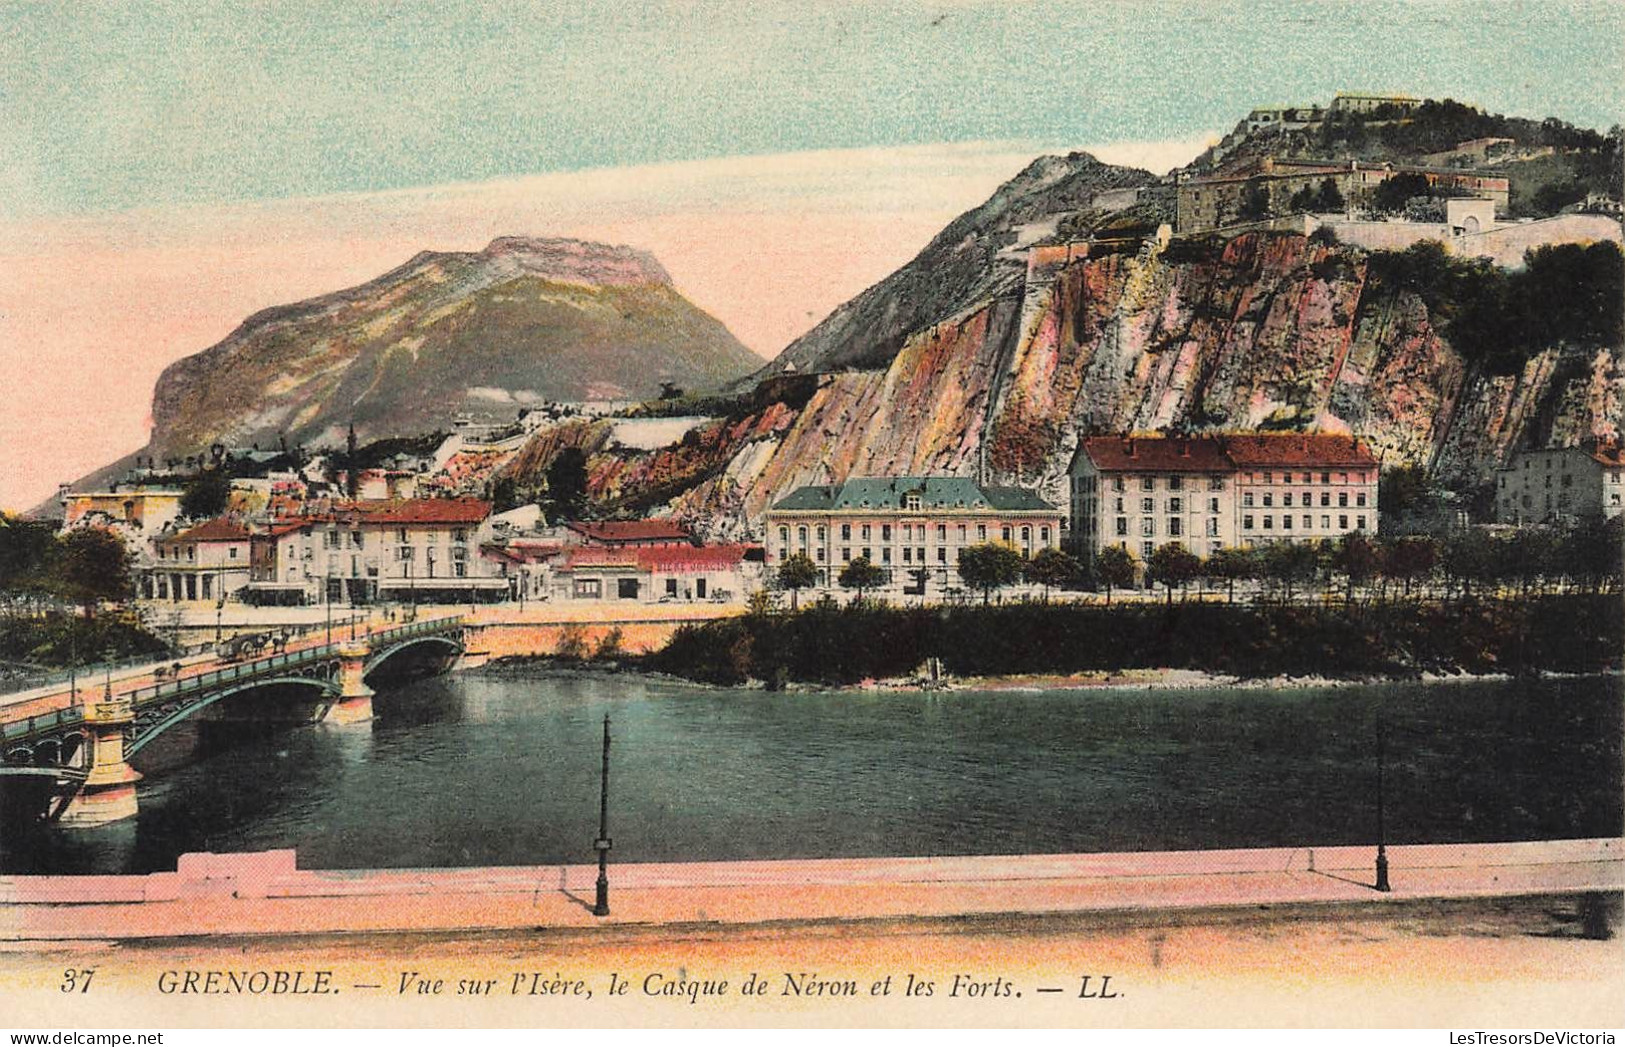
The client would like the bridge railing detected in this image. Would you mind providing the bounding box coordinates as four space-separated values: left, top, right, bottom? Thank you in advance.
118 615 464 710
124 645 332 709
1 706 86 745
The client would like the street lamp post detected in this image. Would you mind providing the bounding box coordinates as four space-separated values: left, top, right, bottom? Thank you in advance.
593 713 612 917
325 570 333 647
214 562 226 644
1375 710 1391 892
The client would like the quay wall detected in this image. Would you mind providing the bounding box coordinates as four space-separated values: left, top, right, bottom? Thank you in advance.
465 604 744 658
0 839 1617 942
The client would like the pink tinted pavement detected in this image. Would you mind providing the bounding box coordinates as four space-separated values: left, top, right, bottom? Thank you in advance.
1 838 1618 943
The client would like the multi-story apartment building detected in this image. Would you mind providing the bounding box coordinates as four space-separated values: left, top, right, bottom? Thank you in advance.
1496 442 1625 525
1226 435 1379 545
765 477 1062 593
1069 434 1380 565
244 498 505 604
1070 437 1238 564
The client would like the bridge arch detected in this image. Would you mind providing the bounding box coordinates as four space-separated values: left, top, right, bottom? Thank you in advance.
125 676 339 758
364 635 464 678
4 729 84 767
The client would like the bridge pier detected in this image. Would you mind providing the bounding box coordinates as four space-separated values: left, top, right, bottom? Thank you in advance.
59 695 142 827
322 642 374 725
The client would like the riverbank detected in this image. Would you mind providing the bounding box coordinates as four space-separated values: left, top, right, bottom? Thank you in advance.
646 595 1623 687
476 644 1622 697
845 666 1625 695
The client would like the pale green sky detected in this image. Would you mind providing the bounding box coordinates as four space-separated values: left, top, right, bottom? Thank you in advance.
3 0 1623 511
3 0 1622 218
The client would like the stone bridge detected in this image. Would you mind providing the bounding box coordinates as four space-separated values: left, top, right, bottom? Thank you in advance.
0 616 466 827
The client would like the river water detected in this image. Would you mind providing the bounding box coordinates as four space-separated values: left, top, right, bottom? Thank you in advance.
3 670 1620 876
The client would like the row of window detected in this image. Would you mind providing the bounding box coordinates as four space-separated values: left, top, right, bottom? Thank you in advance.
1519 457 1624 480
158 544 241 560
1501 473 1577 489
1103 496 1222 515
1508 493 1580 510
1242 514 1365 531
779 523 1052 546
314 527 472 547
570 577 716 599
1101 471 1370 492
393 546 468 561
1514 459 1625 483
1107 476 1226 493
776 546 958 566
1114 517 1221 538
1243 491 1365 508
1243 471 1366 485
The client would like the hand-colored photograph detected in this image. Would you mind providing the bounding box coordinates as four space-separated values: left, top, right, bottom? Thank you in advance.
1 0 1621 1031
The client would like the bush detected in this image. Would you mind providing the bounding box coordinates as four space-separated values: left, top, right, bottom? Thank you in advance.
1308 225 1340 247
592 627 624 662
1367 240 1623 376
555 623 589 661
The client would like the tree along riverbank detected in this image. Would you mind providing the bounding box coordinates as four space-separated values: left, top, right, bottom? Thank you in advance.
642 594 1623 687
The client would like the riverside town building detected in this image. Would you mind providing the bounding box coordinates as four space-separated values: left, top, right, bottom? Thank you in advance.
1496 440 1625 525
242 497 508 606
144 518 253 603
1068 434 1380 566
765 477 1063 594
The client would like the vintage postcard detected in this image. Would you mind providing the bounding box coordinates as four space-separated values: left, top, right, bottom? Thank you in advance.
1 0 1622 1033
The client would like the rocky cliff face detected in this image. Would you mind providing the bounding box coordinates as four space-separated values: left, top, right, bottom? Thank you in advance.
515 229 1618 538
142 237 760 460
761 152 1158 376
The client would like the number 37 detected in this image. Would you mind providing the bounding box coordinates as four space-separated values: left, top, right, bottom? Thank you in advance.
60 968 95 993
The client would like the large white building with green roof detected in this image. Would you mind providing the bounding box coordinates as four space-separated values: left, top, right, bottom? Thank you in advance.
765 476 1062 593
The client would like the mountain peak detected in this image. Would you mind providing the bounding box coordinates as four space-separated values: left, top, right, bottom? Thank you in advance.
478 236 672 287
124 237 757 465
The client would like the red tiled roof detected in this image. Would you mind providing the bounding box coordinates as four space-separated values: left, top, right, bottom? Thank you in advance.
1223 434 1377 468
1081 434 1378 472
565 519 693 544
485 541 565 564
1080 436 1233 473
172 518 251 543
